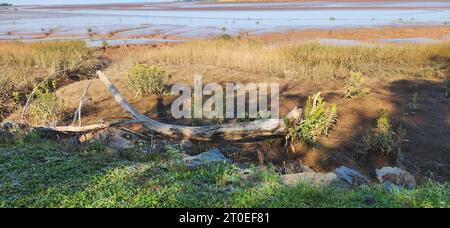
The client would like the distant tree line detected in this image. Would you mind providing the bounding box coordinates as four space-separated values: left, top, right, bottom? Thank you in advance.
0 3 12 6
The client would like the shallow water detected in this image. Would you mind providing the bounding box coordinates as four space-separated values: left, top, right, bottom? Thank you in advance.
1 1 449 41
383 37 441 43
17 37 180 47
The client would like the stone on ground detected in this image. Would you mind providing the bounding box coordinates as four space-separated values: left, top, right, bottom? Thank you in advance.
376 166 416 192
182 148 228 169
334 166 369 186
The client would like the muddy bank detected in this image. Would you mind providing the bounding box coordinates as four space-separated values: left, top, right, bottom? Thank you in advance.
1 1 449 42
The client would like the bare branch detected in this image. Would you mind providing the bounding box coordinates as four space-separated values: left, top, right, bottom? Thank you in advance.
72 81 92 126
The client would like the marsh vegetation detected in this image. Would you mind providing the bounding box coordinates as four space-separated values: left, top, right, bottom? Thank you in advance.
0 37 449 208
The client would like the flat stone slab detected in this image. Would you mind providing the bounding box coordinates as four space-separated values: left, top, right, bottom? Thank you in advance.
182 148 228 169
335 166 369 186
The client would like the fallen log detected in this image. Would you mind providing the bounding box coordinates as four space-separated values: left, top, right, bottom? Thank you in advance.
50 120 145 132
97 70 302 141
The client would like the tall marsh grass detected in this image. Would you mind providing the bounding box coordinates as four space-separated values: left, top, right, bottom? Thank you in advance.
122 38 450 81
0 41 101 120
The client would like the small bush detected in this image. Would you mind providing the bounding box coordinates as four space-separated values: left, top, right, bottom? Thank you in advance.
216 34 233 41
286 93 337 145
127 65 170 96
362 111 406 158
344 71 370 98
29 80 65 124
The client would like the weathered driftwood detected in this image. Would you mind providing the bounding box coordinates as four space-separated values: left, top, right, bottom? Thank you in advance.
51 120 145 132
97 70 302 141
72 81 92 127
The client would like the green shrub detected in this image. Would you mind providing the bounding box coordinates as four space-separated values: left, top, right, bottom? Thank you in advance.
344 71 370 98
29 80 65 124
126 65 170 96
286 93 337 145
362 111 406 158
22 131 41 145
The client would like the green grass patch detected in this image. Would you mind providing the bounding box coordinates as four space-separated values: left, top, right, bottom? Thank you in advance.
0 142 448 208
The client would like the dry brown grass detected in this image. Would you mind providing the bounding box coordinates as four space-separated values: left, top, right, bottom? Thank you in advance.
0 41 101 120
118 38 450 84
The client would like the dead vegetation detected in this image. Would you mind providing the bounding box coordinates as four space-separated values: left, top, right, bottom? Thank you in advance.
119 38 450 83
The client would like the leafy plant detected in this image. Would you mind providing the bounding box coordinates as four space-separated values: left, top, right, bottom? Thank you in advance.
344 71 370 98
286 93 337 145
362 111 406 158
407 92 420 113
165 144 183 160
29 80 65 124
127 65 170 97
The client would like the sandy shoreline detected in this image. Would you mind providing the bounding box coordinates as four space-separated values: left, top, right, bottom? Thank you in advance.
254 25 450 44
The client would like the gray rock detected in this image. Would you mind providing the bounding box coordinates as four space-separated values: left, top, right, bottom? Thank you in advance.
180 139 194 149
0 120 27 133
376 166 416 191
106 129 134 150
301 165 316 173
281 172 343 187
182 148 228 169
334 166 369 187
0 120 20 131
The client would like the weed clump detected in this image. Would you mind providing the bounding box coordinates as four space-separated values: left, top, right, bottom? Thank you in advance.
127 65 170 97
29 80 65 124
407 92 421 114
362 111 406 159
286 93 337 145
344 71 370 98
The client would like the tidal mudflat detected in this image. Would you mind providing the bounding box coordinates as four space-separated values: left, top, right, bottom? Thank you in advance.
1 1 449 45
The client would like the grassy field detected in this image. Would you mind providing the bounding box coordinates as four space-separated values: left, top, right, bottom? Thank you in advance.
0 139 448 208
